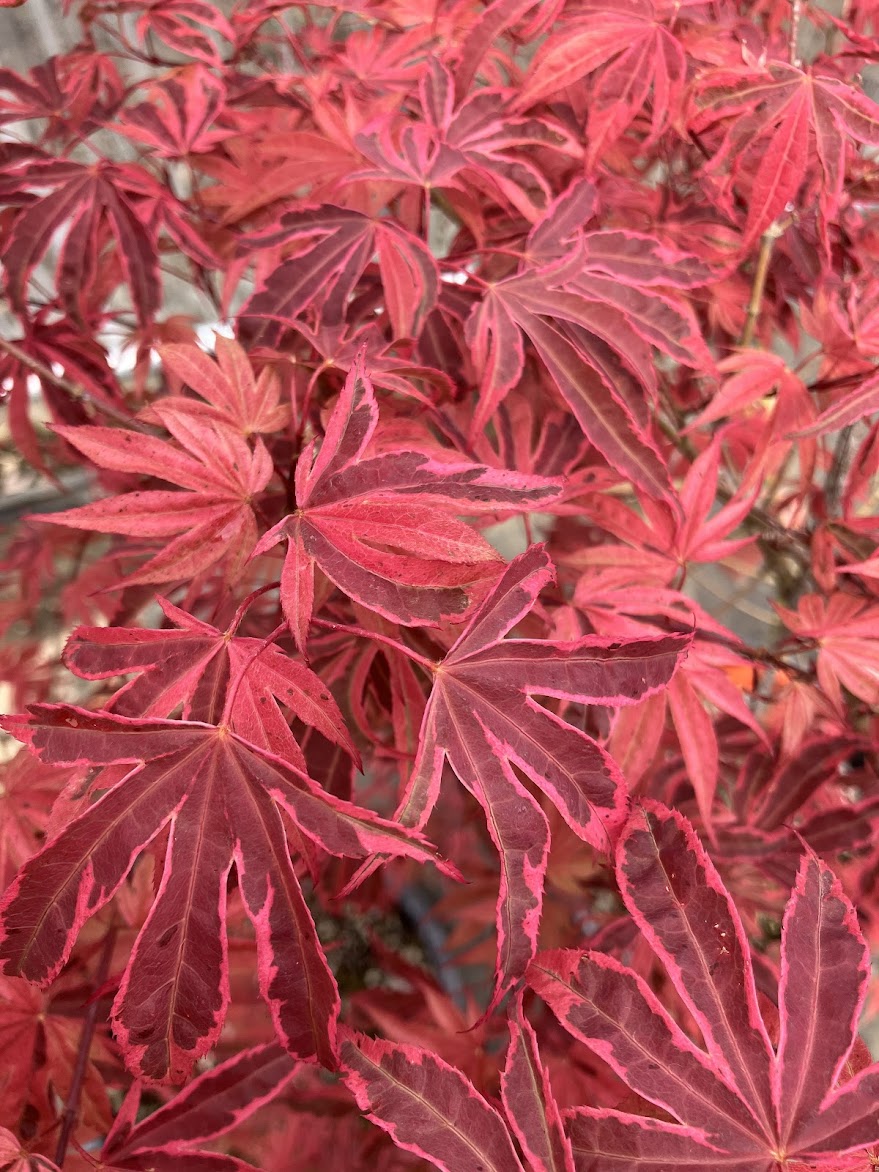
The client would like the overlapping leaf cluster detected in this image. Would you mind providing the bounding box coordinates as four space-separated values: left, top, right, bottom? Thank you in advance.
0 1 878 1169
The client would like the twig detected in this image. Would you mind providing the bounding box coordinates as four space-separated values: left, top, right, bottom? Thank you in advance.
54 923 117 1166
789 0 804 67
740 220 787 347
0 335 147 431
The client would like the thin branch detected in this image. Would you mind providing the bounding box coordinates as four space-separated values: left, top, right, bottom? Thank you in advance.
789 0 804 67
740 220 787 347
54 923 117 1166
0 335 148 431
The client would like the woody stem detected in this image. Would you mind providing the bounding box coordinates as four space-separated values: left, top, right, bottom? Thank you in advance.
740 220 787 347
0 335 145 430
54 923 117 1166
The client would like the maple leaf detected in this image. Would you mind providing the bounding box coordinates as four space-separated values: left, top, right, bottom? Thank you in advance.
156 335 291 436
529 801 879 1169
515 0 687 168
118 0 234 68
117 64 228 158
0 753 75 891
0 1129 58 1172
572 440 759 585
99 1043 298 1171
63 596 359 774
239 205 440 347
0 54 123 140
789 368 879 439
352 57 580 224
775 593 879 711
0 317 128 475
252 351 562 654
36 412 273 587
0 973 113 1145
465 180 712 500
571 578 768 827
0 705 457 1083
389 545 689 1010
0 157 160 326
340 991 574 1172
691 61 879 246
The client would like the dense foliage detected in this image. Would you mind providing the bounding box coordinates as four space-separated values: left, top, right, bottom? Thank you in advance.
1 0 879 1168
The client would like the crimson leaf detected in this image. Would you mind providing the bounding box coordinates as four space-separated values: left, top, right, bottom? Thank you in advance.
0 706 456 1083
253 350 562 654
393 545 689 1012
528 801 879 1168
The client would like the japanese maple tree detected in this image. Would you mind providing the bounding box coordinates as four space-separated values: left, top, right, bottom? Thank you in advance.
0 0 878 1169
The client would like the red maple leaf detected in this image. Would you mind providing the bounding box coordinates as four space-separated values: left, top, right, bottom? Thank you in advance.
63 596 359 774
156 335 291 437
515 0 687 169
353 57 581 224
691 60 879 246
100 1042 297 1171
0 704 457 1083
389 545 689 1010
238 205 440 347
0 157 161 326
528 802 879 1169
252 351 562 654
37 411 274 587
341 991 574 1172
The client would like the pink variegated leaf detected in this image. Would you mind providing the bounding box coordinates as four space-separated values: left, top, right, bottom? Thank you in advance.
105 1044 298 1156
239 206 438 346
0 705 457 1082
788 369 879 438
775 855 871 1148
64 599 359 772
532 803 879 1167
562 1108 753 1170
578 230 714 289
501 993 575 1172
393 546 689 1010
118 65 226 157
492 297 675 503
252 351 562 653
616 803 776 1131
38 415 273 588
527 948 765 1148
340 1032 526 1172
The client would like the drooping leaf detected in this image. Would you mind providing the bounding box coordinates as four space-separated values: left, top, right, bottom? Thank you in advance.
394 546 689 1010
500 992 575 1172
101 1043 298 1171
341 1031 526 1172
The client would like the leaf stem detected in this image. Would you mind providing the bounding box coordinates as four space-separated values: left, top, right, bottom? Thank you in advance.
54 923 117 1167
222 622 287 723
311 617 436 671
